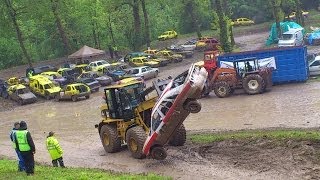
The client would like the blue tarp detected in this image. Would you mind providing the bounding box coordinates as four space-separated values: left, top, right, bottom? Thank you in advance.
307 30 320 45
266 21 305 46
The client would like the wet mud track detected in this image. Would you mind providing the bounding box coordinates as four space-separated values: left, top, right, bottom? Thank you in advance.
1 32 320 179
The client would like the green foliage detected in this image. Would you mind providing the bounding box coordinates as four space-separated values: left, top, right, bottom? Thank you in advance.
0 0 319 70
0 158 170 180
189 129 320 144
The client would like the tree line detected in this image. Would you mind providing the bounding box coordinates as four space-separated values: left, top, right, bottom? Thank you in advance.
1 0 319 69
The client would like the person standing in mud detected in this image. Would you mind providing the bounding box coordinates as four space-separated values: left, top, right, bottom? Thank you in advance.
46 131 65 167
10 122 25 171
15 121 36 176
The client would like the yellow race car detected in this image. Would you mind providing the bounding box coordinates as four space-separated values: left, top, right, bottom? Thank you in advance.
55 83 91 102
158 30 178 41
129 57 160 68
231 18 254 26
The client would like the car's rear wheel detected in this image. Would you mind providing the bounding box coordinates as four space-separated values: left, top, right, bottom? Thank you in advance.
71 95 77 102
184 100 201 113
85 95 90 99
151 146 167 160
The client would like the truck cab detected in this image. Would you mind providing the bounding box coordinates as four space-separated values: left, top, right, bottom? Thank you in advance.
278 28 304 47
29 75 61 99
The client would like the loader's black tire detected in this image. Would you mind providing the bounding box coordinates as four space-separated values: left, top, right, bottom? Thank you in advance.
151 146 167 160
100 124 121 153
213 81 231 98
243 74 263 95
126 126 147 159
169 124 186 146
184 100 201 113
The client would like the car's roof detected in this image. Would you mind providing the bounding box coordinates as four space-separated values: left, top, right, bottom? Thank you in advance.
41 71 59 75
105 78 142 89
10 84 26 89
67 83 86 87
132 56 147 60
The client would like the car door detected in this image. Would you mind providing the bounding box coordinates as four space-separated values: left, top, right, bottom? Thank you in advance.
141 67 149 79
146 67 154 78
64 85 72 99
309 60 320 76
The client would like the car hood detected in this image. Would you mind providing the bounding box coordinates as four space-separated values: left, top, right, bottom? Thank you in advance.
96 76 111 81
145 61 159 65
158 35 167 38
111 70 126 75
47 87 61 93
18 92 37 99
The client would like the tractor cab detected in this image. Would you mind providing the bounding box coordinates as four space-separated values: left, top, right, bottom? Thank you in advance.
233 58 259 77
203 50 219 73
103 79 144 121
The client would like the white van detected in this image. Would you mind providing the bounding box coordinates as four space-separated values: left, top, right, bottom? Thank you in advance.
278 28 304 47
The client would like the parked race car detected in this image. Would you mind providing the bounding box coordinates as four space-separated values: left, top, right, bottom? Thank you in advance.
55 83 90 102
127 66 159 80
142 64 208 160
78 71 112 86
7 84 37 105
77 77 101 92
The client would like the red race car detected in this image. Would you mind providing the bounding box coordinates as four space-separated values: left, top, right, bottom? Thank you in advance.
143 64 208 160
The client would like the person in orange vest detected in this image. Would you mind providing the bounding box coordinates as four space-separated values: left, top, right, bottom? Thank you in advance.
46 131 65 167
15 121 36 176
10 122 25 171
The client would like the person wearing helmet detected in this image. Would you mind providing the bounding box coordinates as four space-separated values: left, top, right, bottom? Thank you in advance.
15 121 35 176
9 122 25 171
46 131 65 167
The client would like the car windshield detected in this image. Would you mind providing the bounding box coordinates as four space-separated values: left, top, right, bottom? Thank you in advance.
17 88 29 94
75 85 88 93
65 70 75 75
98 60 108 65
44 83 54 89
131 69 140 74
82 79 94 83
281 34 293 40
167 52 173 56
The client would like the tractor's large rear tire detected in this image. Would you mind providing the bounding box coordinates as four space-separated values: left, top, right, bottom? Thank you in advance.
126 126 147 159
213 81 231 98
243 74 263 95
168 124 186 146
100 124 121 153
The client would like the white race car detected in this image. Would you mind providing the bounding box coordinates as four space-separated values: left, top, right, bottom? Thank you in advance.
143 64 208 160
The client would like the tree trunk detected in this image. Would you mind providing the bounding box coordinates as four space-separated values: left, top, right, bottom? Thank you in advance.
141 0 150 47
222 0 235 46
214 0 232 52
50 0 70 55
295 0 304 26
271 0 282 39
132 0 141 50
186 0 202 38
4 0 32 67
92 22 98 48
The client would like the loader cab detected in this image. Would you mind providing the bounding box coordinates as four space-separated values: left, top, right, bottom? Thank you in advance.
103 80 144 121
233 58 259 77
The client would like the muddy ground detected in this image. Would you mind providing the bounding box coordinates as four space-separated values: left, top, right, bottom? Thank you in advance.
1 31 320 179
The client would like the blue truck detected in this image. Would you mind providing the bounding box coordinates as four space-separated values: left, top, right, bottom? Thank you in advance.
217 46 308 84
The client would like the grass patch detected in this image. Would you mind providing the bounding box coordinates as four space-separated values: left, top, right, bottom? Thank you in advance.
0 158 170 180
189 129 320 144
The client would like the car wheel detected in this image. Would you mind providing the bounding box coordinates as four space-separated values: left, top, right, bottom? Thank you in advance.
154 71 158 78
85 95 90 99
71 95 77 102
184 100 201 113
55 95 60 102
151 146 167 160
45 93 51 100
18 99 24 105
